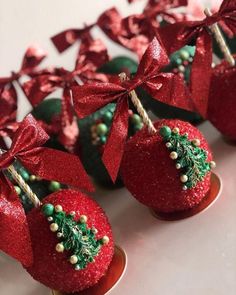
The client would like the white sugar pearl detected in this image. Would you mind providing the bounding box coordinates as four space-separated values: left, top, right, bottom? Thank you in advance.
170 151 178 160
192 139 200 146
172 127 180 134
55 205 63 212
50 223 59 232
70 255 78 265
80 215 88 223
210 161 216 169
180 175 188 183
176 163 181 169
102 236 110 245
55 243 64 253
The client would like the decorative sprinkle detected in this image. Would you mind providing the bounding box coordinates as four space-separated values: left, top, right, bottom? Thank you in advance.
42 203 109 270
90 106 143 147
160 125 214 190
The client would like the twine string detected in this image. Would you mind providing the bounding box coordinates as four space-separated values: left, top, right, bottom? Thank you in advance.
0 149 41 208
204 8 235 67
119 72 157 134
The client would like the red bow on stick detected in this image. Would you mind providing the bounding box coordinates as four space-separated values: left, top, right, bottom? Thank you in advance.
0 115 94 267
158 0 236 116
74 33 110 83
23 34 109 151
97 1 187 58
23 66 79 151
51 24 95 53
72 38 189 182
144 0 188 23
97 7 158 59
0 45 47 104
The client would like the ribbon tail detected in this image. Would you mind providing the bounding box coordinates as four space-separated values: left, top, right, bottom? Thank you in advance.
62 87 74 125
102 98 129 182
19 148 94 193
0 173 33 267
58 88 79 152
23 78 51 107
190 31 212 118
51 30 78 53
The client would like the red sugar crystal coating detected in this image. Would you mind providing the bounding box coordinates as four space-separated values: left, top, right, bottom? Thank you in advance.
208 60 236 140
25 189 114 293
120 119 212 213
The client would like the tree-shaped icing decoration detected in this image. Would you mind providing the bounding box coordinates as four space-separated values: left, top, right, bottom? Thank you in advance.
159 126 216 190
42 203 109 270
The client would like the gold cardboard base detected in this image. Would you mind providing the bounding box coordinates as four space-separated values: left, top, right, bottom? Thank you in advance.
150 173 222 221
52 245 127 295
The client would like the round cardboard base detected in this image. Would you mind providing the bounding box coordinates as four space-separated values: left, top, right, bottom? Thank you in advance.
51 245 127 295
150 173 222 221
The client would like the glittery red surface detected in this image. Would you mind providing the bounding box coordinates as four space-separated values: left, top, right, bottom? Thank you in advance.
120 119 212 213
0 176 33 267
208 61 236 140
26 189 114 293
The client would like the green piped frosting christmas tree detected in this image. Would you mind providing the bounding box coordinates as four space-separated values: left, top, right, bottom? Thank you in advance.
42 203 109 270
160 126 215 190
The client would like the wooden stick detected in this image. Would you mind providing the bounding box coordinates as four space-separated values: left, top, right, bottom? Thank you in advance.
204 8 235 66
0 149 41 207
119 72 157 134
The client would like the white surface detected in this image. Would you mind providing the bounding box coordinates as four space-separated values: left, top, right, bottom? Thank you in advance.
0 1 236 295
0 121 236 295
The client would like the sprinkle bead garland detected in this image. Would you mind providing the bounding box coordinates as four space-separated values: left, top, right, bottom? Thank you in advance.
90 107 143 147
159 125 216 190
167 45 196 82
42 203 109 270
6 160 63 212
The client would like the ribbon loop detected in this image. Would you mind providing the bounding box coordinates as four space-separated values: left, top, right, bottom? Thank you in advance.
73 37 186 181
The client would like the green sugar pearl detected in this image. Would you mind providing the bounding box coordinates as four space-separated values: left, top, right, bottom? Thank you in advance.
21 170 29 181
49 181 61 192
179 50 190 61
100 136 107 144
103 111 113 124
159 126 172 139
42 204 54 216
96 123 108 136
131 114 141 124
14 186 21 195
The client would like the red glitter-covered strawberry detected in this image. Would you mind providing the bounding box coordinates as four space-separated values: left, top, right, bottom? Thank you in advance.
207 59 236 141
26 189 114 293
120 119 216 213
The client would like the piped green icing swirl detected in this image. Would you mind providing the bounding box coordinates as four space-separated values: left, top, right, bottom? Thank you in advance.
42 203 109 270
160 126 215 190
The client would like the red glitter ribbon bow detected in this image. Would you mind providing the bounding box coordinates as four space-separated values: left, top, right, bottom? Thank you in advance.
72 38 189 182
144 0 188 22
51 24 95 53
97 7 158 59
97 1 187 58
0 45 47 104
158 0 236 116
23 34 109 151
23 67 80 151
0 114 94 267
51 29 109 78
